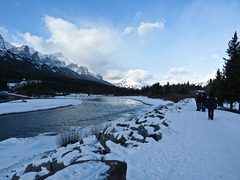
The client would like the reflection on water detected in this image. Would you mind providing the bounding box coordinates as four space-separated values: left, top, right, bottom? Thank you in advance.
88 97 139 105
0 97 148 141
0 94 21 103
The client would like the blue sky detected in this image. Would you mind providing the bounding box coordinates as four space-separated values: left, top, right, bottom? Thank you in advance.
0 0 240 85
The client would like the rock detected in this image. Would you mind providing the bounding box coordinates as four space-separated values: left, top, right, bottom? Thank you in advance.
148 114 155 118
25 163 42 173
93 149 108 155
137 125 148 138
131 134 145 143
118 135 127 145
117 123 129 127
154 109 163 114
129 131 134 136
149 132 162 141
135 118 147 124
98 127 127 153
12 173 20 180
24 160 65 174
149 124 161 131
61 150 73 158
162 120 169 127
130 127 138 131
73 146 81 152
105 160 127 180
156 115 164 119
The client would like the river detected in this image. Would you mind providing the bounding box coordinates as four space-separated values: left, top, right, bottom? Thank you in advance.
0 97 148 141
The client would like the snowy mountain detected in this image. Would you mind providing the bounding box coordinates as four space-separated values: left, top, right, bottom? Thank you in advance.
112 78 144 89
0 34 109 85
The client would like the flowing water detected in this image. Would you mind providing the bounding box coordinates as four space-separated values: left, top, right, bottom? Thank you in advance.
0 97 148 141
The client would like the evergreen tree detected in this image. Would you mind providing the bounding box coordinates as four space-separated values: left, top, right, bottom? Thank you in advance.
222 31 240 109
212 69 224 106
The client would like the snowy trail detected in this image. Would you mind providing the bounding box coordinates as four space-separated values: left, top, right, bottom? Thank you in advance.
125 99 240 179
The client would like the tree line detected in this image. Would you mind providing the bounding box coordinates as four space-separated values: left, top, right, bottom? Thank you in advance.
205 31 240 110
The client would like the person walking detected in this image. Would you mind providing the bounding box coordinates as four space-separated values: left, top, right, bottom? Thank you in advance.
195 92 202 111
201 93 207 112
195 92 199 110
206 92 217 120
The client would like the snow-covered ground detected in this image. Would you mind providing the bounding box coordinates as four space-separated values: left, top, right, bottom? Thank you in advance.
0 97 83 115
223 102 239 110
0 96 240 179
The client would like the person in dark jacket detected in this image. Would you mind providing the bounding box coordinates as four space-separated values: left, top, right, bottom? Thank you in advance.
206 92 217 120
196 92 202 111
195 92 199 110
201 93 207 112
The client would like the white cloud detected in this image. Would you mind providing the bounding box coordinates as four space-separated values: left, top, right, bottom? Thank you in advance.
159 67 202 84
20 32 43 50
211 54 219 59
137 22 164 36
104 69 152 84
169 67 194 75
135 11 142 18
123 26 134 34
0 26 8 34
20 16 121 72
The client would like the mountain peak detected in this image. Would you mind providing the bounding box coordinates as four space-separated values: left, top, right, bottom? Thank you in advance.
113 78 144 89
0 34 6 50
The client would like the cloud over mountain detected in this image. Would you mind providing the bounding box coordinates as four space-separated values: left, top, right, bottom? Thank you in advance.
20 16 120 73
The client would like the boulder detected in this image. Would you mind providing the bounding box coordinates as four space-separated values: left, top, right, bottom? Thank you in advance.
117 123 129 127
149 132 162 141
162 120 169 127
149 124 161 132
135 118 147 124
156 115 164 119
131 134 145 143
148 114 155 118
130 127 138 131
98 127 128 153
105 160 127 180
12 173 20 180
137 125 148 138
35 160 127 180
25 160 65 173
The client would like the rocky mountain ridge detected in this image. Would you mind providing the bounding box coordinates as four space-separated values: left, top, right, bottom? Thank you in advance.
0 34 109 85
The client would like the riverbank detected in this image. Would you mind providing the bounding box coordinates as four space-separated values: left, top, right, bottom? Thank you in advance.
0 97 83 116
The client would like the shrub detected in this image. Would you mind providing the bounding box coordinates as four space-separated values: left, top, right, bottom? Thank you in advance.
57 123 111 147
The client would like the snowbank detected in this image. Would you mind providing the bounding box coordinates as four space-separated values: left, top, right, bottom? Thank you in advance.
0 98 82 115
124 96 172 107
